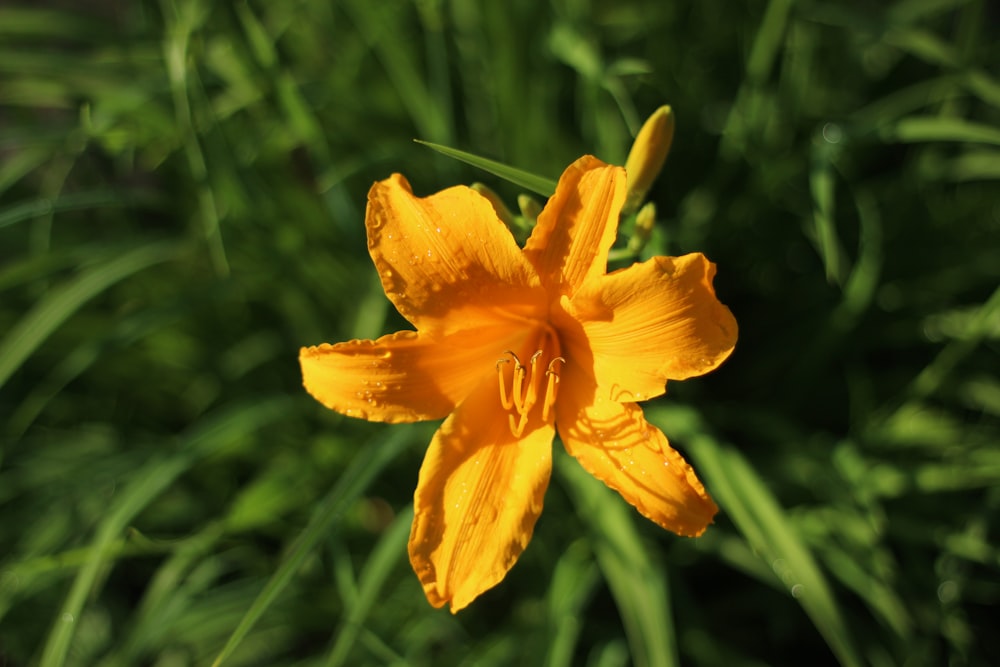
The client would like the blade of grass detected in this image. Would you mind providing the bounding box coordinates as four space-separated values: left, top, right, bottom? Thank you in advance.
809 142 845 286
905 283 1000 403
38 398 292 667
324 504 413 667
719 0 795 158
0 240 180 390
210 424 416 667
343 0 449 144
883 116 1000 145
545 540 600 667
0 190 159 230
159 0 229 276
415 140 557 196
651 405 864 667
556 449 678 667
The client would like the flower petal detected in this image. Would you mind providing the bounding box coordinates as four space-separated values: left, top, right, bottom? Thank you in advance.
556 365 718 536
524 155 626 299
563 253 737 402
409 378 554 612
367 174 544 334
300 325 529 423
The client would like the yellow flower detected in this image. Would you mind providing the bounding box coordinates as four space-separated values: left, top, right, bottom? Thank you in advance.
300 155 737 612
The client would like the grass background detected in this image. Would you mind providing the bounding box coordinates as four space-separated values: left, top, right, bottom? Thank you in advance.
1 0 998 665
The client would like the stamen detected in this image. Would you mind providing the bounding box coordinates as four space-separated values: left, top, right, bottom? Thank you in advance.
495 352 516 410
496 339 565 437
542 357 565 422
512 362 527 413
509 412 529 438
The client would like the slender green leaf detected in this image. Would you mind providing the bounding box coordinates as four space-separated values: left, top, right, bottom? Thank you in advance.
545 540 600 667
38 398 292 667
324 505 413 667
652 405 864 667
0 190 158 230
416 140 557 196
557 450 678 667
210 425 416 667
884 116 1000 145
0 241 180 390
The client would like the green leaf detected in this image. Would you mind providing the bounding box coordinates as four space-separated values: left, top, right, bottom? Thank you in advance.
651 405 864 667
884 116 1000 145
210 425 416 667
0 241 180 390
556 450 678 667
324 505 413 667
38 398 292 667
415 140 557 196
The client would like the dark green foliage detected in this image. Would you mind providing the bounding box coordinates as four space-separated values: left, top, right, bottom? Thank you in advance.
1 1 997 665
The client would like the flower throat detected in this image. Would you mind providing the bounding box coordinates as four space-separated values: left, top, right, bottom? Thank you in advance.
495 330 564 437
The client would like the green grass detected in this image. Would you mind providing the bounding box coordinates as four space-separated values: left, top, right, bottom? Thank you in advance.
2 0 998 665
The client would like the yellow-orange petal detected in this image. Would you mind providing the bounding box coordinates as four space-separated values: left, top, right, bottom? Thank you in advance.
300 325 529 423
561 252 737 403
524 155 626 299
367 174 545 334
408 377 554 612
556 365 718 536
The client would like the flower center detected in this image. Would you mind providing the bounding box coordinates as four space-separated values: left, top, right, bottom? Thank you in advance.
495 330 564 437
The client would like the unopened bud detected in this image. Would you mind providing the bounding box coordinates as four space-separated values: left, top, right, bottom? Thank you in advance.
628 202 657 254
623 105 675 215
517 193 543 221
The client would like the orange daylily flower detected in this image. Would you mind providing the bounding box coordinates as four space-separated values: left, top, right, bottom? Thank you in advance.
300 155 737 612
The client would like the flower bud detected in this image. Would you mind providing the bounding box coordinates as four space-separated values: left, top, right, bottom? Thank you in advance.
623 105 675 215
628 202 657 254
517 193 543 222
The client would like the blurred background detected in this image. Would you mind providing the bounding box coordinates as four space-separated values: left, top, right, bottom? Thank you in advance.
1 0 998 665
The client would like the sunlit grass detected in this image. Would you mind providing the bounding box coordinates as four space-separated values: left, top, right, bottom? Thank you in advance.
1 1 997 665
